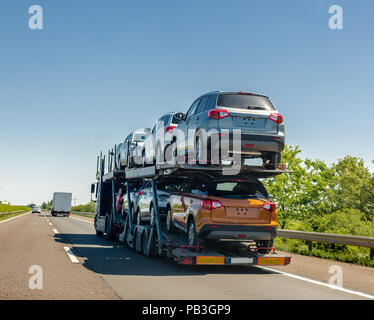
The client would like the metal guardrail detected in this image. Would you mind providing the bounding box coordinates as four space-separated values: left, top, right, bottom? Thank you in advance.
70 211 95 215
277 229 374 259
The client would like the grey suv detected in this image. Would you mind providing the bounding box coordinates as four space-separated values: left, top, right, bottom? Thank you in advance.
172 91 285 168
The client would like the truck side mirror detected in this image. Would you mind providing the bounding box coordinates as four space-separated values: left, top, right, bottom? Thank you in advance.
91 184 95 194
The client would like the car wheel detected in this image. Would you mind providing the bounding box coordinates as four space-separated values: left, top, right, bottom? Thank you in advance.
117 155 121 169
136 209 142 225
166 206 175 233
187 219 197 246
156 144 163 164
150 205 155 226
141 149 146 167
170 139 178 163
194 136 201 164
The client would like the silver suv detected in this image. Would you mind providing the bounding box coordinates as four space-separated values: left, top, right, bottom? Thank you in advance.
172 91 285 168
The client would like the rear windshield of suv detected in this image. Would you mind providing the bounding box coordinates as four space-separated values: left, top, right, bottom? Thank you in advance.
217 94 275 111
211 181 269 199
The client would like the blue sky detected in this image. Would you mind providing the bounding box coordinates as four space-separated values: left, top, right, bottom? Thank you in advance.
0 0 373 205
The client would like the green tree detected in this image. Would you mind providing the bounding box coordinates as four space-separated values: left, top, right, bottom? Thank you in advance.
263 145 306 229
327 156 374 220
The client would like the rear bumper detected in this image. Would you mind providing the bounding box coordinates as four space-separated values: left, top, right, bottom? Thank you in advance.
209 132 284 155
198 224 276 241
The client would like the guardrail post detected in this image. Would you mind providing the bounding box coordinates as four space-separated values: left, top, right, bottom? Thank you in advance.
307 241 313 251
370 248 374 260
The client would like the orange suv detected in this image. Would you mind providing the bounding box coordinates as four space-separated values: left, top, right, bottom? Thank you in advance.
165 174 277 252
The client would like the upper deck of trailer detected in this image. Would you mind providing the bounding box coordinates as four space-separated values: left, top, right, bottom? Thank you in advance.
100 162 292 182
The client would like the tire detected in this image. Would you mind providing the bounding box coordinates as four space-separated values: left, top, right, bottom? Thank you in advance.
150 205 155 226
141 149 146 167
170 139 178 163
96 230 103 237
142 231 148 255
105 215 114 241
194 136 201 164
155 144 163 164
187 219 198 246
117 155 122 169
136 209 142 225
194 131 207 164
166 206 175 233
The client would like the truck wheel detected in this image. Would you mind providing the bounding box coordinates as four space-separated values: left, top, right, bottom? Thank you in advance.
187 219 198 246
96 230 103 237
105 216 114 241
142 231 149 255
166 206 175 233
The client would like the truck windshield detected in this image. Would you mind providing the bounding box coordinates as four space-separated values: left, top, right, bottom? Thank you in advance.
217 94 275 111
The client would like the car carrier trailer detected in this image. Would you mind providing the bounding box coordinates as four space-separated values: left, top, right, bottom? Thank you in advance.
92 149 292 267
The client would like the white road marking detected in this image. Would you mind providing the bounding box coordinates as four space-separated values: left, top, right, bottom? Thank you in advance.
0 212 30 224
64 247 79 263
53 228 58 234
69 216 94 224
256 266 374 299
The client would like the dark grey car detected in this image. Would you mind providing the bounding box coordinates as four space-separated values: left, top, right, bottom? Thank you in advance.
171 91 285 168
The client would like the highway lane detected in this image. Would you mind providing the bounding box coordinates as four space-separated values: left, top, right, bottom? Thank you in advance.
0 212 118 299
47 214 370 300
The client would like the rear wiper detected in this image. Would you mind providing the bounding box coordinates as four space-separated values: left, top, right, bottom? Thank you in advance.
247 105 266 110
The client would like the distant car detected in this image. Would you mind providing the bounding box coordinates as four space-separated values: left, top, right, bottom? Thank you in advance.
32 206 41 214
165 174 277 253
116 129 150 169
171 91 285 169
134 181 171 224
143 112 183 165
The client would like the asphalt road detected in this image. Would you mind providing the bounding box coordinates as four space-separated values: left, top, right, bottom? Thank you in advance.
0 212 373 300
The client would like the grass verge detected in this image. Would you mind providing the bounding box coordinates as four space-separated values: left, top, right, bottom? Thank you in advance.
70 212 95 219
274 237 374 268
0 211 29 222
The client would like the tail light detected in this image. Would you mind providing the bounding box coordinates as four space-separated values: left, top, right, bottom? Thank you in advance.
262 202 277 213
237 92 253 95
208 109 230 120
165 125 176 133
137 191 143 197
269 113 283 124
201 199 223 210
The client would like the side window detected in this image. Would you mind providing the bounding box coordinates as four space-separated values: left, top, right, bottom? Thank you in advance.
186 99 200 119
205 94 217 111
196 96 209 114
151 124 156 134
